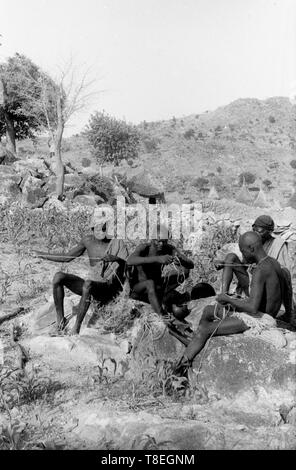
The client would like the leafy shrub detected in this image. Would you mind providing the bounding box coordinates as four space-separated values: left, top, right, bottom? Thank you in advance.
193 177 209 189
81 157 91 168
141 135 161 153
268 115 276 124
183 128 195 140
85 112 140 166
289 160 296 169
263 179 272 188
239 172 256 185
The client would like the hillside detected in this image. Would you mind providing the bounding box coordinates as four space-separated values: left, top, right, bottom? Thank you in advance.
136 97 296 204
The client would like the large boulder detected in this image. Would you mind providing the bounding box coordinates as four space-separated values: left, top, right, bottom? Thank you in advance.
21 175 48 208
0 168 22 202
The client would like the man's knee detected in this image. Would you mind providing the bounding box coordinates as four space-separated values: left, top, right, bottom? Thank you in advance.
53 271 66 286
144 279 156 294
225 253 240 264
200 305 215 325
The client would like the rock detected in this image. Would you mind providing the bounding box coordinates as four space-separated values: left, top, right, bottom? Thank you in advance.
22 329 127 373
28 295 79 336
21 175 48 208
0 172 22 202
73 194 98 207
13 157 48 175
64 173 82 189
191 335 296 403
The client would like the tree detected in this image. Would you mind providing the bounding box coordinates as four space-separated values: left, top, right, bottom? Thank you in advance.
15 57 95 199
239 172 256 185
85 112 140 166
0 53 48 153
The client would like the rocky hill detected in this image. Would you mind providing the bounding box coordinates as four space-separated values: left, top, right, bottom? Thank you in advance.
137 97 296 204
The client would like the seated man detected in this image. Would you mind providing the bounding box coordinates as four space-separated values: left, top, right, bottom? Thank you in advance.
215 215 292 309
127 231 194 317
35 220 128 334
175 231 290 373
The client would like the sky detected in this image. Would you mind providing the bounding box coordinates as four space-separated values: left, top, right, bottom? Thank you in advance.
1 0 296 135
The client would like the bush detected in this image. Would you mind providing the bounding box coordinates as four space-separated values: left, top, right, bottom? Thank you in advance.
183 128 195 140
289 160 296 169
141 135 160 153
263 179 272 188
239 172 256 185
81 157 91 168
193 177 209 189
84 112 140 166
268 115 276 124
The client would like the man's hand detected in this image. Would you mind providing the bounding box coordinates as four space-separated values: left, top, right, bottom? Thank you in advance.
216 293 231 305
158 254 174 265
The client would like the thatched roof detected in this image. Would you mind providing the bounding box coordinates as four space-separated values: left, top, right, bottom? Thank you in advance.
208 185 220 200
253 186 269 208
236 178 253 204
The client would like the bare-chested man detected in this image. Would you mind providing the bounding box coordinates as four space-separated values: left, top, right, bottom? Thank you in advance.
216 215 292 297
35 222 128 334
127 234 194 317
175 231 290 373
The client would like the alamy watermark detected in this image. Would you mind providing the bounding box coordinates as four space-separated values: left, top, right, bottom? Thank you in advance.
90 197 204 245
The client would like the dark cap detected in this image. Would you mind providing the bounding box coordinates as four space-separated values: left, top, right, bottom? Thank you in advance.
252 215 274 232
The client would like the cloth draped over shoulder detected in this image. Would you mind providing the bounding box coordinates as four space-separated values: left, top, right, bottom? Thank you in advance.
87 239 129 283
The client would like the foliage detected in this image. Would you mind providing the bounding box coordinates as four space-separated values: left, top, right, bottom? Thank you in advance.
74 174 114 201
0 202 92 250
141 134 161 153
85 111 140 166
289 160 296 170
183 128 195 140
193 177 209 189
239 171 256 185
263 178 272 188
0 53 56 140
81 157 91 167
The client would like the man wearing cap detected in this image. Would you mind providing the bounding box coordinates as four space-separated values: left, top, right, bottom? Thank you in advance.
35 219 129 334
216 214 292 295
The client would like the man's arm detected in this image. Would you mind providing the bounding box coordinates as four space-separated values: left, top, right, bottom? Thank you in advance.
127 243 173 266
217 267 265 314
35 239 87 262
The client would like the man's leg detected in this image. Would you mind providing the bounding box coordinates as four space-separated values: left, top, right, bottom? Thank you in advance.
53 272 84 329
221 253 249 295
183 304 249 362
131 280 162 313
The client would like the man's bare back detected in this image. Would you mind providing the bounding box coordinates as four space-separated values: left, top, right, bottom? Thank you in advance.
174 231 288 375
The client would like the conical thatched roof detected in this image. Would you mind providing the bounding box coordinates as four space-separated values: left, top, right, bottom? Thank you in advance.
208 185 220 200
253 186 269 208
127 170 164 197
236 178 253 204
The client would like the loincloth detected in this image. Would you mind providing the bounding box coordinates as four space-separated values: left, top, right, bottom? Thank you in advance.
87 264 105 282
230 310 276 334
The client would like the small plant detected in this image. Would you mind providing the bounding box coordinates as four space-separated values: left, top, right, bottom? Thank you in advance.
289 160 296 170
239 171 256 185
183 128 195 140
